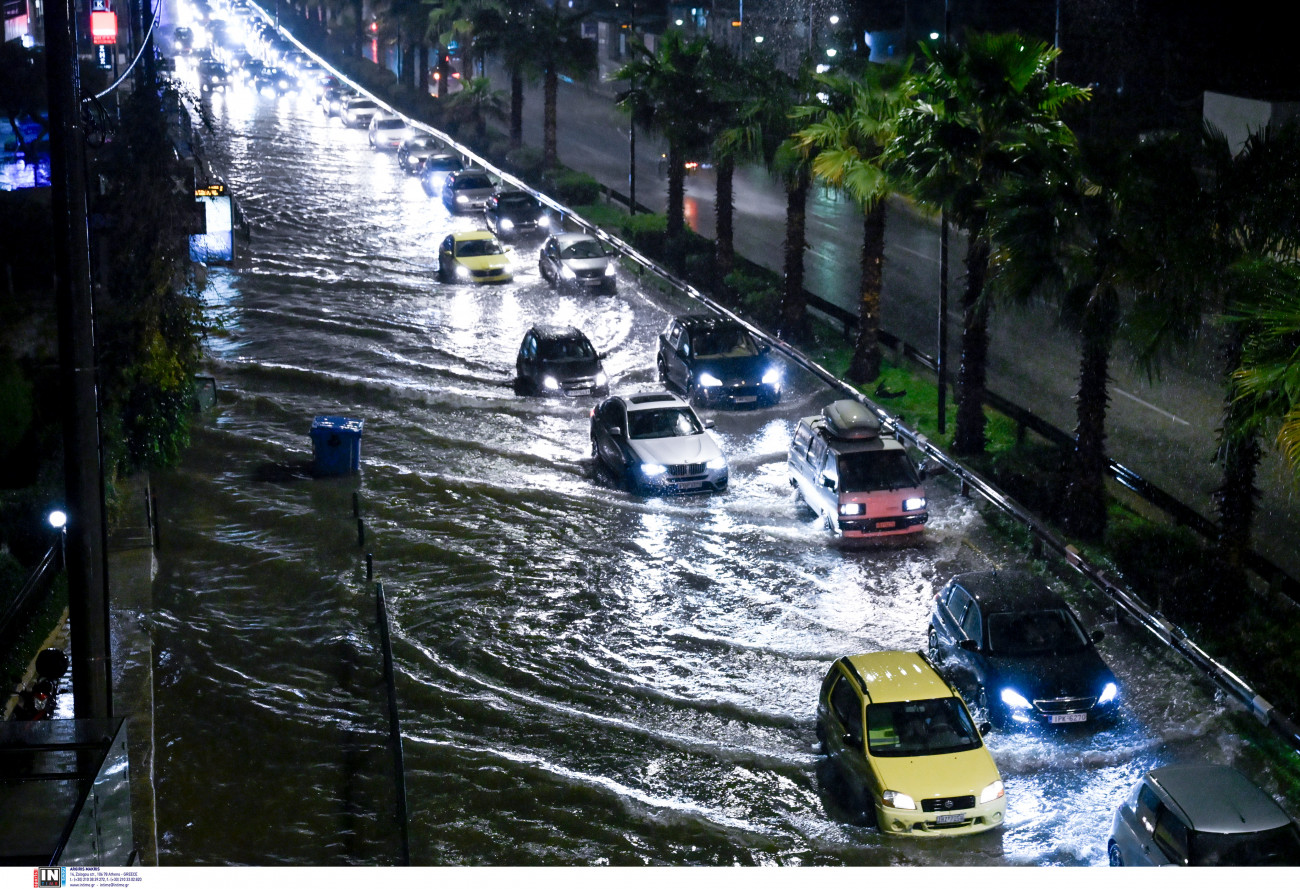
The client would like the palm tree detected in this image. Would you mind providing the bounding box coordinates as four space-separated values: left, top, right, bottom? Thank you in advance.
444 75 506 144
792 62 915 383
613 31 715 240
890 32 1089 456
986 135 1204 538
471 2 536 149
530 3 598 169
700 44 751 284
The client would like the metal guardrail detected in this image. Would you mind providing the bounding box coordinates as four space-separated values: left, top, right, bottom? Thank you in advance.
0 545 60 653
259 6 1300 754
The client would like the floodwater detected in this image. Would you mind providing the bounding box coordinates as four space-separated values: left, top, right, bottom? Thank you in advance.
149 57 1275 866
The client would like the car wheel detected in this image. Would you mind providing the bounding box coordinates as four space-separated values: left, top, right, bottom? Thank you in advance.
1108 842 1123 867
927 628 939 656
656 356 668 384
815 720 827 754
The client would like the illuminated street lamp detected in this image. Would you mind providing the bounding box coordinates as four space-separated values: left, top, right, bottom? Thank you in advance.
48 509 68 567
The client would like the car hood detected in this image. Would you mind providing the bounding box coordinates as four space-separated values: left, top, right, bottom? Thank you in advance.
452 187 496 199
560 256 611 273
984 647 1115 700
630 433 722 466
872 746 1002 801
499 205 544 221
457 253 510 271
538 358 602 381
693 354 773 383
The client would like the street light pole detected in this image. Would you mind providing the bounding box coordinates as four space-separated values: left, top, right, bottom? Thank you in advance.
937 0 951 435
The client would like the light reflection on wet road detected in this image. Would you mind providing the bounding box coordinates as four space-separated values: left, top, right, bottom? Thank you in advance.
149 58 1273 866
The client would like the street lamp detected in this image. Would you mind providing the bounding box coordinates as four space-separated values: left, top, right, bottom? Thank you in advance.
48 509 68 567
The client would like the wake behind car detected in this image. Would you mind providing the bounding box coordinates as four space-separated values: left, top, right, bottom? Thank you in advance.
927 570 1120 729
816 650 1005 836
369 113 414 150
1109 765 1300 865
657 314 782 407
485 190 552 240
590 392 727 494
788 399 928 537
437 231 512 284
516 325 609 397
538 232 617 294
441 169 496 214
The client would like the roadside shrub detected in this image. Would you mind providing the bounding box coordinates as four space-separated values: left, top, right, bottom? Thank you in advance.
549 170 602 206
504 147 545 183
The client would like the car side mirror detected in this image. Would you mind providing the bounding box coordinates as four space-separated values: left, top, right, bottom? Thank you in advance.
1091 629 1105 644
704 419 715 429
598 351 609 360
916 460 928 480
759 342 771 355
959 639 979 653
609 425 623 438
978 722 992 737
820 474 835 489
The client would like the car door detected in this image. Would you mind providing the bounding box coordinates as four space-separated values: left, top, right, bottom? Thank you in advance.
438 235 454 275
594 401 628 473
484 195 499 233
658 322 683 387
823 669 873 805
517 331 538 386
540 239 559 283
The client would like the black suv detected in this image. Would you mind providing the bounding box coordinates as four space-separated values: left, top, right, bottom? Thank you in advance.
198 60 229 93
516 325 608 397
656 314 783 407
927 570 1120 729
485 191 552 240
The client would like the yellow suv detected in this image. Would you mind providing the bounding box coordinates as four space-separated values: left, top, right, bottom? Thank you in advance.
816 650 1006 836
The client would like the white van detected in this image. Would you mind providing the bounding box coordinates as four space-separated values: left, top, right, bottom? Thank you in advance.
788 400 928 537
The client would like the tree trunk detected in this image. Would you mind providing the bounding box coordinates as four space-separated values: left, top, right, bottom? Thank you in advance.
666 141 686 239
510 67 524 150
779 170 809 341
543 68 559 168
352 0 363 57
1062 291 1116 540
1214 335 1261 568
402 42 416 91
418 43 429 96
715 154 735 285
437 50 450 99
953 233 991 456
848 199 886 383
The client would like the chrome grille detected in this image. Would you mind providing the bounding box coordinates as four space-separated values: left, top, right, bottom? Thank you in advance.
1033 696 1097 713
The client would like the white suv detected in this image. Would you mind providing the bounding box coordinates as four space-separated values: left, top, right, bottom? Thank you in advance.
590 392 728 494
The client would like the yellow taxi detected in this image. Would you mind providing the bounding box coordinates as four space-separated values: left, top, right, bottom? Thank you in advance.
437 230 513 284
816 650 1006 836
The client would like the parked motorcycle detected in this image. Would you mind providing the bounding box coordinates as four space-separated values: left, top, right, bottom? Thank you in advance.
12 648 69 720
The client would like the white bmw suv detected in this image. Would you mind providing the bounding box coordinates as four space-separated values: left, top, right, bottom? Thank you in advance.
590 392 728 494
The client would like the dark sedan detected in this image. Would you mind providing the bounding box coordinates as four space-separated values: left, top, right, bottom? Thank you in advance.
419 153 465 195
396 135 444 175
656 314 782 408
253 67 298 97
485 190 552 240
927 569 1120 729
515 325 608 397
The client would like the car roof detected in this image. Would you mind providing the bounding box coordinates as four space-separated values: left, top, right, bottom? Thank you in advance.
1149 766 1293 833
619 392 687 412
805 416 905 455
842 651 955 704
947 569 1063 614
451 230 497 242
675 313 745 332
529 324 585 342
552 232 600 246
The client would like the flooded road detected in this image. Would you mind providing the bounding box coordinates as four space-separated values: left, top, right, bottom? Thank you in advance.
149 62 1278 866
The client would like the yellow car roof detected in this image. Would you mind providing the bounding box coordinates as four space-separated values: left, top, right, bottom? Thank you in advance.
452 230 496 242
844 651 955 704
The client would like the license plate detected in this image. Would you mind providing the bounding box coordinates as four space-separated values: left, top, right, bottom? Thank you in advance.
1050 712 1087 724
675 481 702 490
876 520 896 529
567 388 591 397
935 812 965 825
733 395 758 403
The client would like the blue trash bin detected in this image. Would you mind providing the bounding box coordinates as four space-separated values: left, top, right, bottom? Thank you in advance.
310 416 363 476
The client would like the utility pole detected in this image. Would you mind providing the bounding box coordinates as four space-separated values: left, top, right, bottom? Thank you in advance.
46 0 114 720
937 0 951 435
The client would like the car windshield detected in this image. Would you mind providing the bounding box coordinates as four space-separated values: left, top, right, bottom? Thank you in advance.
537 337 595 361
561 239 607 260
377 119 406 130
1192 823 1300 865
865 698 982 757
837 450 920 491
627 408 703 440
693 325 760 359
985 608 1089 656
408 138 437 150
455 238 504 258
427 156 461 169
455 175 493 190
498 194 538 209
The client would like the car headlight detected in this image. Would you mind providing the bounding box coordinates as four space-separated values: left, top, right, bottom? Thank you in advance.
455 194 468 203
560 265 577 279
762 367 782 385
537 215 551 227
839 502 863 516
1001 688 1033 710
542 376 560 391
454 264 470 279
697 372 723 387
1098 682 1119 704
706 456 726 471
595 371 608 387
881 790 916 811
640 463 667 477
499 218 514 230
978 780 1005 804
903 497 926 511
604 261 617 276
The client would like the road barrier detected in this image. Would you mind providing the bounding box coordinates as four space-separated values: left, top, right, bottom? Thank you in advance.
256 5 1300 754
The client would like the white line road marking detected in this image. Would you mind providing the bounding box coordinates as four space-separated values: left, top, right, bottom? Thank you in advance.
1113 387 1191 425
